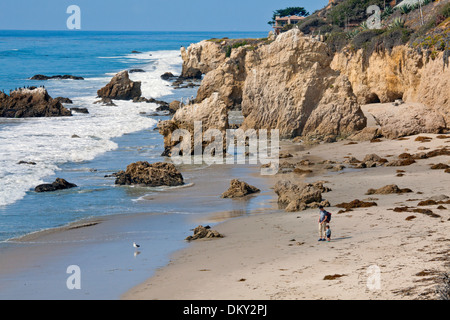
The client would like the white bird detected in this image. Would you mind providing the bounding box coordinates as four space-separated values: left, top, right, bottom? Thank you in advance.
133 242 140 249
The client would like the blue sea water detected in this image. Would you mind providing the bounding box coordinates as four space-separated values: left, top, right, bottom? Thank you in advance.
0 30 268 243
0 30 274 299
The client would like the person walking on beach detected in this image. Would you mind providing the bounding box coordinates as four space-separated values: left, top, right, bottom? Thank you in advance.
318 205 331 241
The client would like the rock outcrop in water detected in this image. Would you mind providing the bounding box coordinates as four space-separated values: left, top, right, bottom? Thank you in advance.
30 74 84 80
0 87 72 118
35 178 77 193
97 70 141 100
114 161 184 187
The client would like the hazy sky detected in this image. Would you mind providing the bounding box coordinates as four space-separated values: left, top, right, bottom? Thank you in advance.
0 0 329 31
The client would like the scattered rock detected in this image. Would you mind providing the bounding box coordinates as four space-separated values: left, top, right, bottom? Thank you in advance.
54 97 73 104
323 274 347 280
412 208 441 218
17 161 36 165
114 161 184 187
415 136 433 142
331 164 346 171
335 199 377 210
70 107 89 114
365 184 413 195
386 158 416 167
293 168 313 175
430 163 450 170
35 178 77 192
279 152 293 159
221 179 260 198
93 97 116 106
129 69 145 73
97 70 141 100
185 225 223 241
161 72 177 80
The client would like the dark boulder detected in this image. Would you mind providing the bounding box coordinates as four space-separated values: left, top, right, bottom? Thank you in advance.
35 178 77 193
129 69 145 73
0 88 72 118
97 70 141 100
54 97 73 104
160 72 177 80
115 161 184 187
70 107 89 114
30 74 84 80
93 97 116 106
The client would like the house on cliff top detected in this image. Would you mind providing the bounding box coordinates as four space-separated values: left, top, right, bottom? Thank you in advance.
273 15 305 35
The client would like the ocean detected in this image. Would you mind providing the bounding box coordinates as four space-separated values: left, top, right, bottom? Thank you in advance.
0 30 268 242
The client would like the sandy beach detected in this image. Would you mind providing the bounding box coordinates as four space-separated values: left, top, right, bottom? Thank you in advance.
123 125 450 300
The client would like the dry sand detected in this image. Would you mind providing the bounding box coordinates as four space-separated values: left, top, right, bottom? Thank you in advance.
123 132 450 300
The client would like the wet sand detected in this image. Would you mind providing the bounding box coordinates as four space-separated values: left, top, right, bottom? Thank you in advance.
0 162 277 299
123 133 450 300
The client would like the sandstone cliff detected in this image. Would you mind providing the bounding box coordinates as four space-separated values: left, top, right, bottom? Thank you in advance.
331 46 449 136
239 30 366 139
159 29 367 155
180 40 227 79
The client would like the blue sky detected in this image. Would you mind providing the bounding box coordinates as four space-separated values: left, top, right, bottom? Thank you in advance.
0 0 329 31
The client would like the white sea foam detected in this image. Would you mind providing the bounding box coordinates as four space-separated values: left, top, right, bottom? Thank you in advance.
0 50 182 207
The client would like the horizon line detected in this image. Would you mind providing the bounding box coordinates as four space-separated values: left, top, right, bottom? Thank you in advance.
0 29 271 33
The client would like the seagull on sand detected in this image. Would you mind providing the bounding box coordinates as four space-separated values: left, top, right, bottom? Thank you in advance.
133 242 140 249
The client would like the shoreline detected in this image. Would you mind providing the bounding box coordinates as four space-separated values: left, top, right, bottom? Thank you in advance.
123 132 450 300
0 157 278 299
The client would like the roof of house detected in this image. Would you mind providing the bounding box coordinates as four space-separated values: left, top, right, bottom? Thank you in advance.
276 15 306 21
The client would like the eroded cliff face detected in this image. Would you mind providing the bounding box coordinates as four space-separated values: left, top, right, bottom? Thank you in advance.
160 28 449 155
180 40 227 79
172 29 366 142
240 30 366 139
331 46 449 129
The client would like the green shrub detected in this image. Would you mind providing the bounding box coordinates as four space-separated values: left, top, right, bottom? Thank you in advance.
297 17 327 33
440 2 450 18
326 0 385 27
380 27 412 51
389 17 406 29
232 41 248 49
351 29 384 50
325 31 350 52
225 46 232 58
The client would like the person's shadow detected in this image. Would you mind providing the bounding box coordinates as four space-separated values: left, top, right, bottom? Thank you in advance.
330 236 352 241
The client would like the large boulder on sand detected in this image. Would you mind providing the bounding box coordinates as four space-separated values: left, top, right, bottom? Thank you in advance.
274 180 330 212
221 179 260 198
0 87 72 118
97 70 141 100
114 161 184 187
185 225 223 241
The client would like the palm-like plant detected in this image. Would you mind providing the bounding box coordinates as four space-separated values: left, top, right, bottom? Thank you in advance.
389 16 406 29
